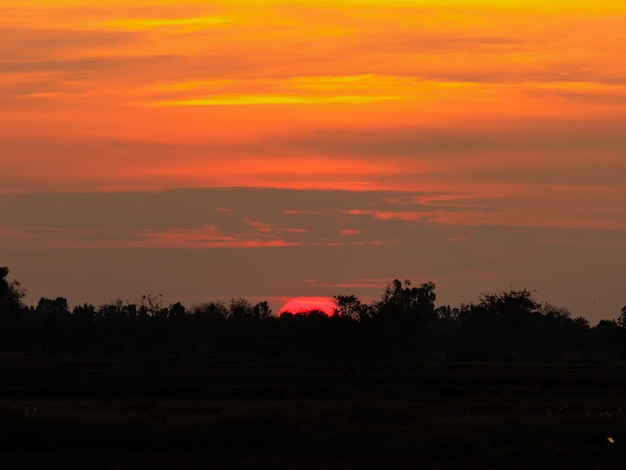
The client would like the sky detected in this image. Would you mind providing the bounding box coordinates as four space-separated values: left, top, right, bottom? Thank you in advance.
1 0 625 323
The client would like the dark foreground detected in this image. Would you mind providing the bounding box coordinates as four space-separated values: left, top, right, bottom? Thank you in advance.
2 354 626 469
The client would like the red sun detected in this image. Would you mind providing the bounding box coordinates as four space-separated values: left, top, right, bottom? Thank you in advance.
279 297 338 317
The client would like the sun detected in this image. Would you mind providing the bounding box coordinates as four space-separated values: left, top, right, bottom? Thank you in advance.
279 296 338 317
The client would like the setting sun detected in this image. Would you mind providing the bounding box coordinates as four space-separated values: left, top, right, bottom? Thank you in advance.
279 297 338 317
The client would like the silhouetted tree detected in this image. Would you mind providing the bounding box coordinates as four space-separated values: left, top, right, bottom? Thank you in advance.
36 297 70 351
0 267 26 350
0 267 25 313
327 296 376 386
377 279 436 320
590 319 622 360
374 279 437 359
190 302 229 357
324 280 438 388
252 301 272 320
458 289 544 359
617 306 626 329
335 295 372 321
421 305 461 358
69 304 96 353
229 298 253 323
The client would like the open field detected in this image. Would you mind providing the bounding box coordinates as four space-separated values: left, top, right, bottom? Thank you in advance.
2 354 626 469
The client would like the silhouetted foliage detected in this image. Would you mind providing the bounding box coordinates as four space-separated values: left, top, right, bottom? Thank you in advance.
0 267 27 350
375 279 436 357
1 266 625 363
618 305 626 329
0 267 25 313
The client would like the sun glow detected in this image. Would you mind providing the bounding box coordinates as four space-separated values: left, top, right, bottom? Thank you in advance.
279 297 339 317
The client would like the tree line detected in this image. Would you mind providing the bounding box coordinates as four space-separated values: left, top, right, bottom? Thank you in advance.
1 267 626 366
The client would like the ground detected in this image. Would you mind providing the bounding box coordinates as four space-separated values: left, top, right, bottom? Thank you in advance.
1 354 626 468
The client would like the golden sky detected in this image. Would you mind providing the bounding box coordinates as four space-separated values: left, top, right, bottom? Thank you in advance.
2 1 625 319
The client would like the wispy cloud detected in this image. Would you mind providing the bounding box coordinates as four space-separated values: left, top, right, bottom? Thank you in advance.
311 278 394 290
102 15 234 30
129 226 300 248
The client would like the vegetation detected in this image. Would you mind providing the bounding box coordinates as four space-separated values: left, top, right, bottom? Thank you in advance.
1 268 624 363
2 356 626 468
2 266 626 468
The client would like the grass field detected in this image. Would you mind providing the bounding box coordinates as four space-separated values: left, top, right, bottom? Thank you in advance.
2 353 626 469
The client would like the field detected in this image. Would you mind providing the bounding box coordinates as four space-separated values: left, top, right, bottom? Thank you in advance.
2 353 626 469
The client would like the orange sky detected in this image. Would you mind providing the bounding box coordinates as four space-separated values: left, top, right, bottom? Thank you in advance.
4 1 626 193
2 1 625 320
